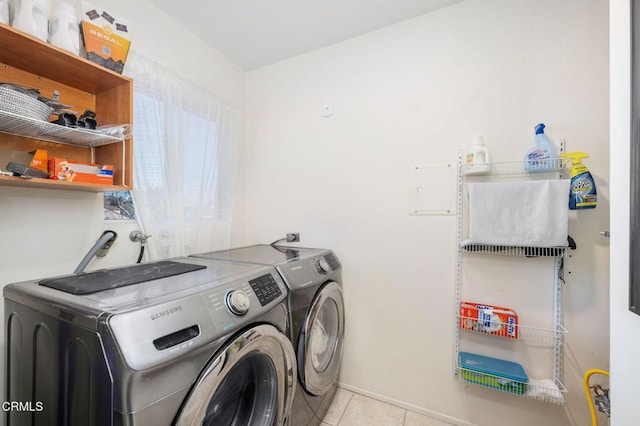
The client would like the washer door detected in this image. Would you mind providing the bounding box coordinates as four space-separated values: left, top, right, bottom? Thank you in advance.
175 324 296 426
299 281 345 396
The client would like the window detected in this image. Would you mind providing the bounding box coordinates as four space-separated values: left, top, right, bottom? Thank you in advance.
126 52 239 260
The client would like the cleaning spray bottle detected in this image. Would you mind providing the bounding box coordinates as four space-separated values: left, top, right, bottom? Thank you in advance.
524 123 559 172
560 151 597 210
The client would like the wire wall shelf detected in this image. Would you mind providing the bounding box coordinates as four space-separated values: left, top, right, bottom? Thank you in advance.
461 159 565 177
454 153 568 405
456 364 567 405
0 110 122 147
458 315 567 346
460 241 569 258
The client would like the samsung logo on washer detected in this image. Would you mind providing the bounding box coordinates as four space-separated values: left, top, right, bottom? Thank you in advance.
150 305 183 321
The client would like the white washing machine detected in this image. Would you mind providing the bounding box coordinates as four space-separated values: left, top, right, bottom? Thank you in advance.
4 257 296 425
191 245 345 426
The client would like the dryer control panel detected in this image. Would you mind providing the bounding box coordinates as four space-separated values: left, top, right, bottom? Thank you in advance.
277 251 341 290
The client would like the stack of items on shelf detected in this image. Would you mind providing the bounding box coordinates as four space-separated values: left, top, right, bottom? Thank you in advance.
0 83 131 141
0 83 52 121
0 147 113 184
0 14 133 191
4 0 81 54
2 1 130 73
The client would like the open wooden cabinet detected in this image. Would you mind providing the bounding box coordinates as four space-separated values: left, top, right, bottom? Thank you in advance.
0 23 132 192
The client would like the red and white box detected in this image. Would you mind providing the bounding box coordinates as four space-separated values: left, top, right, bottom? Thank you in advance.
48 158 113 185
459 301 519 339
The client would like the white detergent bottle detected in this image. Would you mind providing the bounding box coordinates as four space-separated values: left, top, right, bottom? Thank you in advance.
463 136 491 175
49 1 79 54
10 0 50 41
524 123 559 172
0 0 9 24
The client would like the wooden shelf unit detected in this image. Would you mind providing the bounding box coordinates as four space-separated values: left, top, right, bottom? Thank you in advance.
0 22 133 192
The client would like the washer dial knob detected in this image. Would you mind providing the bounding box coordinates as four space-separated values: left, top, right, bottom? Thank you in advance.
316 258 331 274
226 290 250 316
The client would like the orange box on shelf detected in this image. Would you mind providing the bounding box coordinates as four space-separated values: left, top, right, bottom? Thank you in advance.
29 149 48 172
81 2 132 74
459 301 519 339
48 158 114 185
0 148 48 174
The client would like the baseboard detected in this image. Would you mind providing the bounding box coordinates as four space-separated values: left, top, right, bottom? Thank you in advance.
336 382 476 426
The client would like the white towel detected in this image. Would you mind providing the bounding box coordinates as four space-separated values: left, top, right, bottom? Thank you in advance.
468 180 570 247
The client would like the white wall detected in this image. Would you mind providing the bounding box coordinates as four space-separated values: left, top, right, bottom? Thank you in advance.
610 0 640 424
0 0 246 401
244 0 609 425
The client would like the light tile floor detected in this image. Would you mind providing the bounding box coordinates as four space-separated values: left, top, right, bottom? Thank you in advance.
321 388 455 426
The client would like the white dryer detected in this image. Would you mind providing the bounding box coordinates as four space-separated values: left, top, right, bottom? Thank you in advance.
191 245 345 426
4 257 296 425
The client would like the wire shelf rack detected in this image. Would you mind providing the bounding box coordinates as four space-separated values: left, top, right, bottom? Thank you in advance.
458 315 567 346
461 159 565 177
456 363 567 404
0 109 122 147
454 153 568 405
460 241 569 258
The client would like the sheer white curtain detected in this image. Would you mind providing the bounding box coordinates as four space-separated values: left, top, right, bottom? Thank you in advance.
125 51 239 260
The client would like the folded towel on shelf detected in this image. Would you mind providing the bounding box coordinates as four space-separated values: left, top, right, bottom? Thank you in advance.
468 180 570 247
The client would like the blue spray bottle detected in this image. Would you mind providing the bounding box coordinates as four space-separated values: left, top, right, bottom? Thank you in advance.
524 123 559 172
560 151 597 209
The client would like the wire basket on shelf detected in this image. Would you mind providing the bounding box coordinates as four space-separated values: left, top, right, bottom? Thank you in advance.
0 84 54 122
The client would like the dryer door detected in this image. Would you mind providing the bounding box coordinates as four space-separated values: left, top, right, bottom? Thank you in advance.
174 324 296 426
299 281 345 395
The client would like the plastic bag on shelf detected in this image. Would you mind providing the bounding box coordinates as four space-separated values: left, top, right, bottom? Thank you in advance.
97 124 132 140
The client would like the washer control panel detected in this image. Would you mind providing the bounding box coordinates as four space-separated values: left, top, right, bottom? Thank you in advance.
108 267 287 371
249 273 283 306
